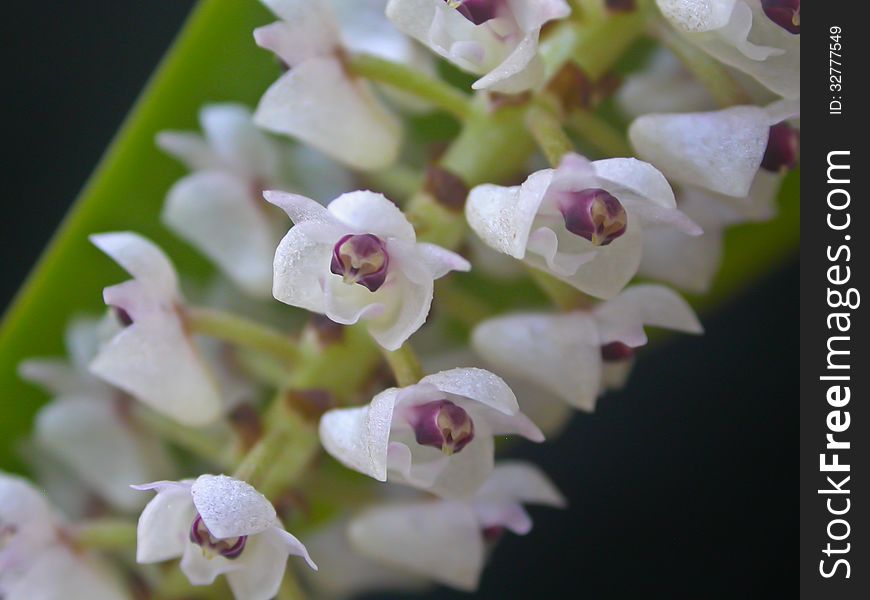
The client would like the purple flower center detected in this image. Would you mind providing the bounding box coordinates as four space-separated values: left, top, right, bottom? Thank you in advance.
411 399 475 455
760 0 800 34
189 514 247 560
601 341 634 362
559 188 628 246
112 306 134 327
446 0 502 25
761 122 800 173
482 525 505 543
330 234 390 292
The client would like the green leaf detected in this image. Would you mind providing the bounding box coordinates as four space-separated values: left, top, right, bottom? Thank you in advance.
0 0 277 471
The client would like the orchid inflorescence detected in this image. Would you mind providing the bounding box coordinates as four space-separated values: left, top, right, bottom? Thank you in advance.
2 1 798 599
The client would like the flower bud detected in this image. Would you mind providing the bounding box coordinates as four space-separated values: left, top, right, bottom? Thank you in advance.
761 0 800 34
760 123 800 173
411 399 475 455
559 188 628 246
189 513 248 559
330 234 390 292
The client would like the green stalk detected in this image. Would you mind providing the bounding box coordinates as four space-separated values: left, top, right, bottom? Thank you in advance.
347 53 475 120
527 104 576 166
435 280 494 328
526 268 594 311
653 19 751 107
573 11 647 80
186 306 301 365
233 397 317 492
567 110 633 158
135 406 235 469
381 343 424 387
73 518 138 551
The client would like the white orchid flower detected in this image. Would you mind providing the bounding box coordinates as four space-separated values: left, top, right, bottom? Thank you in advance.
330 0 437 112
0 472 130 600
158 103 351 298
466 152 701 299
89 232 223 426
253 0 402 170
19 316 174 511
319 367 543 499
266 189 470 351
133 475 316 600
472 285 703 412
386 0 571 93
656 0 800 99
617 49 716 118
298 519 430 599
347 461 565 591
629 100 799 199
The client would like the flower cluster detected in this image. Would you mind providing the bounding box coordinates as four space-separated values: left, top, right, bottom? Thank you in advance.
6 0 798 598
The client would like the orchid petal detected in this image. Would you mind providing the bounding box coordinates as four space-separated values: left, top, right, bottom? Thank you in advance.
348 500 485 591
190 475 277 539
133 481 195 563
319 389 398 481
254 56 401 171
466 169 554 259
90 232 179 300
594 284 703 347
629 106 770 197
328 191 416 241
163 171 279 298
472 312 603 410
35 398 155 511
225 528 316 600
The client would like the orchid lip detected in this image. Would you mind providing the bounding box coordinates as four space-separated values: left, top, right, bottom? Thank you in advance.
330 233 390 292
112 306 134 327
559 188 628 246
761 122 800 173
411 399 475 455
601 341 634 362
760 0 800 34
189 513 248 560
447 0 502 26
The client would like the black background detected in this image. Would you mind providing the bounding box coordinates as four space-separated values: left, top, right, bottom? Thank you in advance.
2 2 797 598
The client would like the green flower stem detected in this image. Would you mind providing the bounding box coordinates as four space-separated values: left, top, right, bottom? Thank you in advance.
573 11 647 80
567 110 633 158
135 406 236 469
540 20 584 79
186 306 301 365
527 103 576 166
347 53 475 120
258 408 320 499
381 342 424 388
440 101 536 186
436 280 494 328
72 518 138 551
153 567 230 600
364 164 423 200
233 396 317 492
573 0 607 23
277 575 309 600
408 102 535 250
526 267 594 311
287 324 382 402
652 19 751 107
